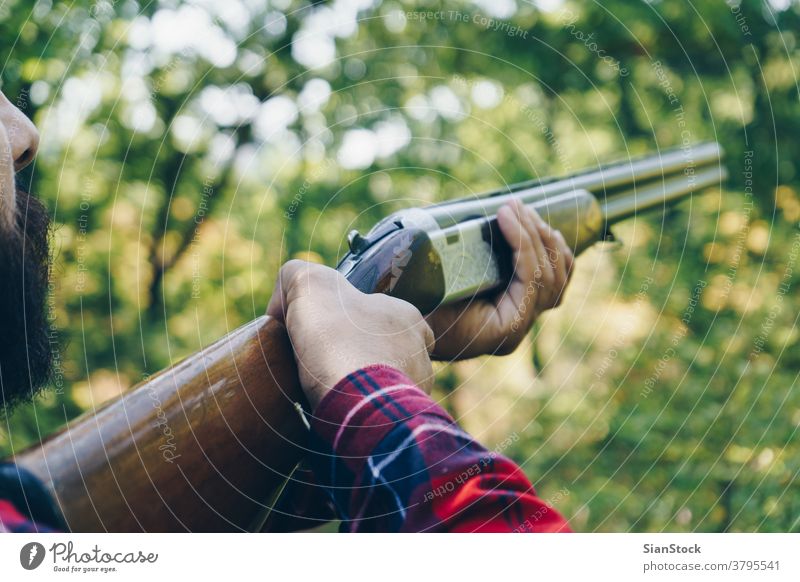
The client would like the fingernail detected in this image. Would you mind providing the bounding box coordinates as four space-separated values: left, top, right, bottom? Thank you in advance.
499 203 516 221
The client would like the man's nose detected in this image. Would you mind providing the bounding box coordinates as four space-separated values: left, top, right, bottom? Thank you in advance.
11 114 39 171
0 92 40 171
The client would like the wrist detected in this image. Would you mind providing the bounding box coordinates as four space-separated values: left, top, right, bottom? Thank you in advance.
302 362 410 410
308 363 407 411
302 383 332 411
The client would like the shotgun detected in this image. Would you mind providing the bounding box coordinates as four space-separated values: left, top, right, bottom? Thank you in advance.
12 142 727 531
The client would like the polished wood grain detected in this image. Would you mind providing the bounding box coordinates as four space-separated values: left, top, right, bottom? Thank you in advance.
14 315 307 532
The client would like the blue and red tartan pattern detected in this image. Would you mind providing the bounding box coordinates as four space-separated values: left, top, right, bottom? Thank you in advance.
308 365 571 532
0 499 53 533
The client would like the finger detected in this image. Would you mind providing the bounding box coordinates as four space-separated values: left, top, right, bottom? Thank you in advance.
496 200 537 309
497 200 536 282
554 229 575 281
546 228 575 291
266 262 299 322
421 319 436 355
266 260 333 321
543 228 569 306
523 207 554 294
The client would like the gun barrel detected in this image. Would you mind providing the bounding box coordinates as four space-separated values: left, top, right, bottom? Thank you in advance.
601 164 728 224
426 142 724 227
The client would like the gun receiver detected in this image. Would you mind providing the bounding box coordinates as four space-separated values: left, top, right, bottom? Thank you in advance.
338 142 726 313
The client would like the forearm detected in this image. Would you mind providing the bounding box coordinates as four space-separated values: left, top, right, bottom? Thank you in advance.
308 365 570 532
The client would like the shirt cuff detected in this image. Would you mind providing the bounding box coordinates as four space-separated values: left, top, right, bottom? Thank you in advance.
307 365 451 498
311 365 448 456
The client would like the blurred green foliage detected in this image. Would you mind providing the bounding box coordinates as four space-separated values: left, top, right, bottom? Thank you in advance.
1 0 798 531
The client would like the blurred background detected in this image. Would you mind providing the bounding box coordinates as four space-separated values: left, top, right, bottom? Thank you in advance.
1 0 798 531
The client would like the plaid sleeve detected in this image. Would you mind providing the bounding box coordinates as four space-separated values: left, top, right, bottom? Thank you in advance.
308 365 571 533
0 463 63 532
0 499 55 533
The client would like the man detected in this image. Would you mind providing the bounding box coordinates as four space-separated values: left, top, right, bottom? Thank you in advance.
0 87 575 532
0 89 61 532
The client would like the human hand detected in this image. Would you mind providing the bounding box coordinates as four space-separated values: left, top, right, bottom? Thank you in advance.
426 200 574 360
267 260 435 408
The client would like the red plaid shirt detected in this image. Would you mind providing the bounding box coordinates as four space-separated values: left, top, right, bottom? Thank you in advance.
307 365 570 532
1 366 570 533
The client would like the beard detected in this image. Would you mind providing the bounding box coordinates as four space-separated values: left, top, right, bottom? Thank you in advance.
0 186 52 409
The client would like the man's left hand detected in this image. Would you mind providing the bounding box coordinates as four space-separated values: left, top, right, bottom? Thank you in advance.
426 200 574 360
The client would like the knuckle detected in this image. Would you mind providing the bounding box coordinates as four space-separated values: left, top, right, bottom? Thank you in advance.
377 297 424 329
552 229 569 248
397 298 424 321
416 310 432 330
362 293 391 316
281 260 340 296
282 258 308 274
421 319 435 349
280 260 307 285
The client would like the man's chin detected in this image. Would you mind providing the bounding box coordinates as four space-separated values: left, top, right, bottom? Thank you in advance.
0 188 52 409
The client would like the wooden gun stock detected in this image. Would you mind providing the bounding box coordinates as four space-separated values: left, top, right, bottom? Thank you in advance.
14 316 307 532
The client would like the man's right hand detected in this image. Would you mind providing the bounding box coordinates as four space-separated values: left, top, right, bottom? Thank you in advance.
266 260 435 409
